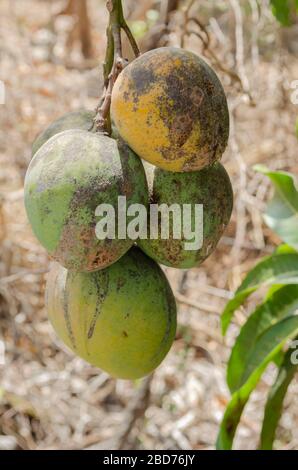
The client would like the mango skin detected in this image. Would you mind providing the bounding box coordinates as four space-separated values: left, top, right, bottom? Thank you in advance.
25 130 148 272
32 110 95 157
138 162 233 269
46 248 177 380
111 47 229 173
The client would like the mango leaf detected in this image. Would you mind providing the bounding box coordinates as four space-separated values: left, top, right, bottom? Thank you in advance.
227 285 298 393
270 0 293 26
217 365 269 450
217 316 298 450
254 165 298 249
272 349 287 368
221 253 298 334
265 284 284 299
275 244 297 255
260 346 297 450
263 244 297 300
240 316 298 386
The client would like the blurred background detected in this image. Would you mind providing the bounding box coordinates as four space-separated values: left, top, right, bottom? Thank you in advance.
0 0 297 451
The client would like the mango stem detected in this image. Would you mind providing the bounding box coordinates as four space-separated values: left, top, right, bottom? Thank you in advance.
94 0 140 135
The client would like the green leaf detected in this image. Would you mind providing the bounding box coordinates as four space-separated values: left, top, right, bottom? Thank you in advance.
265 284 284 299
217 365 268 450
270 0 291 26
272 349 287 368
240 315 298 386
227 285 298 392
264 249 297 299
254 165 298 249
221 253 298 334
260 346 297 450
217 316 298 450
275 244 297 255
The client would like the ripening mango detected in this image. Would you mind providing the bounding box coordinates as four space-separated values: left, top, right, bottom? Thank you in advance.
138 162 233 268
46 248 177 380
25 130 148 272
111 47 229 173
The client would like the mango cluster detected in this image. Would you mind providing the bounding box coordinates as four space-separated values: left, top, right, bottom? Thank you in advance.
24 47 233 380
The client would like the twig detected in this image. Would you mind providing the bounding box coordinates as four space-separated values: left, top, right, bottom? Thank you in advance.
117 375 153 449
160 0 181 24
229 0 251 94
249 0 260 72
188 16 210 45
177 270 189 295
180 2 254 103
94 0 140 134
141 0 180 51
220 236 274 254
181 0 197 48
53 0 94 59
0 268 49 285
186 282 233 300
186 28 246 85
229 102 248 260
77 0 93 59
175 292 221 315
84 375 153 451
122 23 140 57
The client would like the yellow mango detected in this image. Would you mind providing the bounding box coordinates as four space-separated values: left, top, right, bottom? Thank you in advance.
111 47 229 172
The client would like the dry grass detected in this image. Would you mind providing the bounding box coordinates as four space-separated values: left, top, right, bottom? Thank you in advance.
0 0 297 450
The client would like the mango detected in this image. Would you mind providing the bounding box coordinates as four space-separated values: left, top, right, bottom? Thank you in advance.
25 130 148 272
32 110 95 156
46 248 177 380
138 162 233 268
111 47 229 172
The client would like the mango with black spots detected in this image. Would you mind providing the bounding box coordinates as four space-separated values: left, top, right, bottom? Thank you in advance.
32 110 95 157
25 129 149 272
111 47 229 173
46 248 177 380
138 162 233 269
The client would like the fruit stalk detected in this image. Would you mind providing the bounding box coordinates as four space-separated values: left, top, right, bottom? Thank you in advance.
95 0 140 135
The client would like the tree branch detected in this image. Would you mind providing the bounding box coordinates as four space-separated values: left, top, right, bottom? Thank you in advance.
94 0 140 135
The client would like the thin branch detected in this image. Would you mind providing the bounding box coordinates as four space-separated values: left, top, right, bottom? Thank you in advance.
175 292 221 315
103 25 115 88
94 0 140 134
122 23 140 57
181 0 197 48
179 0 255 103
188 16 210 44
141 0 180 51
186 27 255 104
229 0 251 93
84 375 153 451
117 0 140 57
117 375 153 450
249 0 260 72
186 29 244 84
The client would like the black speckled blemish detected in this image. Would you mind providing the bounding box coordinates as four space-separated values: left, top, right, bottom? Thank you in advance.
63 272 76 350
87 271 109 339
115 47 229 171
138 163 233 269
